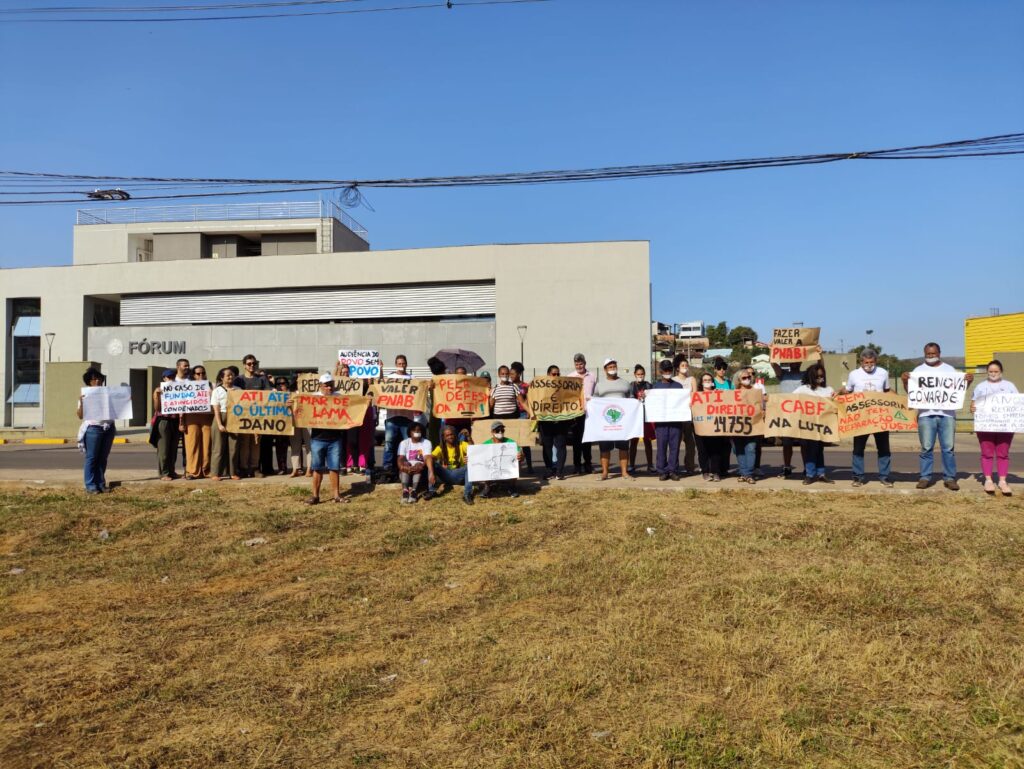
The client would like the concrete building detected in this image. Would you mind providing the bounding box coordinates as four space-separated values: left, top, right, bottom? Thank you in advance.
964 311 1024 370
2 200 651 436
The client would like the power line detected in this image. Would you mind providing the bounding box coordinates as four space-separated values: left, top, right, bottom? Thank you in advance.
0 0 549 23
0 0 369 13
0 132 1020 205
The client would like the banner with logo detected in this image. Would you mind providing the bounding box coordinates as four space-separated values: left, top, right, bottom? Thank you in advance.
527 376 586 421
582 397 645 442
907 372 969 410
226 390 294 435
337 349 381 378
643 388 692 423
160 381 211 415
974 393 1024 433
764 393 839 441
691 388 764 437
769 327 821 363
835 391 917 438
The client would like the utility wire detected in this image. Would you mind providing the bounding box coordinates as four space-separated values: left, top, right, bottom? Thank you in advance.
0 0 549 22
0 132 1021 205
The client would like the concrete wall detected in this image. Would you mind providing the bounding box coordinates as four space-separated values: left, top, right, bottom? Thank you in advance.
3 241 651 428
153 233 206 262
43 361 99 438
263 232 317 256
331 219 370 253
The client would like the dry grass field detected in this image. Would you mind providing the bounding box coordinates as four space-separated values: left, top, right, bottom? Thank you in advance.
2 483 1023 768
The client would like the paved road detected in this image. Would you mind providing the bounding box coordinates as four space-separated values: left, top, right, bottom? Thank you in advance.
1 442 1020 484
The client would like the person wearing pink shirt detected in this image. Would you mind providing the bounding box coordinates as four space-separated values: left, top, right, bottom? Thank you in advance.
567 352 596 474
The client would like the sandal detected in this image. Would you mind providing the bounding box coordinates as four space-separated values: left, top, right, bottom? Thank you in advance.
331 495 349 504
304 496 320 505
984 479 996 495
998 482 1013 497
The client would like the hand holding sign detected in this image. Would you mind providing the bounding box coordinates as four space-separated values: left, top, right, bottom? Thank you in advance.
770 327 821 363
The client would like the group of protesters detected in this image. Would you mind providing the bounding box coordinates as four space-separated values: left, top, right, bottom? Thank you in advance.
76 342 1016 499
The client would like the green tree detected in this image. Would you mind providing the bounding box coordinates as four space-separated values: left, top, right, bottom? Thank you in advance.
706 321 729 347
726 325 758 347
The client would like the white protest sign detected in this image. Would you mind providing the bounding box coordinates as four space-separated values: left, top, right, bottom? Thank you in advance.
907 372 969 410
582 397 645 443
81 386 133 421
467 442 521 482
337 349 381 378
974 393 1024 433
160 381 211 415
643 388 692 423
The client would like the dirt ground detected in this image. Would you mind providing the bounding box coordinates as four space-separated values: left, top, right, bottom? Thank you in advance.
2 484 1023 768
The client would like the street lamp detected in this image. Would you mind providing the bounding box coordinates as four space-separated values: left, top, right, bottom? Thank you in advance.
866 329 874 350
792 321 804 328
44 332 55 362
516 325 527 366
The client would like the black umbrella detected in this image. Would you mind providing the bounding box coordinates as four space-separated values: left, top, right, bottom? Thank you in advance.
433 348 485 374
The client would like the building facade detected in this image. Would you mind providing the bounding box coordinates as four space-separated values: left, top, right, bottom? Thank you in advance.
964 311 1024 370
2 201 651 434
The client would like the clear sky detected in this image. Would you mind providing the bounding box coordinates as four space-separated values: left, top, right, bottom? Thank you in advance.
1 0 1022 357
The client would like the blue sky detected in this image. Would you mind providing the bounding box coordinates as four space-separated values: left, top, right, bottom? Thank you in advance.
1 0 1022 357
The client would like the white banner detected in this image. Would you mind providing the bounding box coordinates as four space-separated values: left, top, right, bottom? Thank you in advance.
907 372 968 410
974 393 1024 433
337 349 381 378
160 381 211 415
81 386 133 421
582 397 645 442
467 442 521 482
643 388 692 423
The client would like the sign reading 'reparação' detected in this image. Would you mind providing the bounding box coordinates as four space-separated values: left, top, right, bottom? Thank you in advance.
834 391 917 438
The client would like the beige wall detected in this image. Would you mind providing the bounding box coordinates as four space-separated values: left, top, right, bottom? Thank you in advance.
3 241 651 428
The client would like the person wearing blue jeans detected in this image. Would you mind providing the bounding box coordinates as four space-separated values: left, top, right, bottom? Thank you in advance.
852 432 892 486
381 353 416 479
842 349 895 488
76 367 116 494
901 342 974 491
429 426 474 504
733 438 758 483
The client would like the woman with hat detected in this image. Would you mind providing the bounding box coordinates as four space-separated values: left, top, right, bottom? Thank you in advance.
593 357 635 481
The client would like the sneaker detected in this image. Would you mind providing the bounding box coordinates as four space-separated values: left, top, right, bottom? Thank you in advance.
659 473 670 481
669 473 680 481
462 495 474 505
556 474 566 481
852 478 864 488
916 478 932 489
409 491 419 503
509 490 520 499
782 465 793 478
401 489 410 504
818 476 835 484
880 478 894 488
422 491 435 501
710 474 721 482
627 465 637 476
944 479 960 491
802 477 816 485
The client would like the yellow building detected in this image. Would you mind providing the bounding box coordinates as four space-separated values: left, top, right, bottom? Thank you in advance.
964 312 1024 369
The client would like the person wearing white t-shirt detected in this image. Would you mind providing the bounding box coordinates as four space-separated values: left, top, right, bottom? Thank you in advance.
842 349 893 488
970 359 1018 496
901 342 974 490
792 363 835 484
397 424 434 504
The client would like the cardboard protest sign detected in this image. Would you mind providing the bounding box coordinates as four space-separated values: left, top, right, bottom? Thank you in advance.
974 393 1024 433
765 393 838 441
227 390 293 435
527 376 585 421
582 398 645 443
643 388 692 423
369 378 430 413
160 381 211 415
81 386 133 421
691 388 764 437
467 442 521 483
291 393 369 430
769 327 821 364
295 374 322 395
835 391 917 438
471 419 538 446
432 375 489 419
337 349 381 378
907 371 969 410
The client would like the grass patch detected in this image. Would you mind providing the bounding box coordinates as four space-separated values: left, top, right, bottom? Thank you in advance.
1 486 1023 767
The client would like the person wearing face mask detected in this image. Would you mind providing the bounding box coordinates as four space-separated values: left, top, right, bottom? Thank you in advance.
694 370 728 481
771 347 821 478
970 359 1017 496
901 342 974 490
628 364 655 474
303 374 350 505
508 362 535 475
397 422 433 504
489 365 529 420
567 353 597 475
648 359 683 481
672 354 698 475
480 421 524 499
841 349 894 487
593 358 635 480
538 364 570 480
793 363 835 484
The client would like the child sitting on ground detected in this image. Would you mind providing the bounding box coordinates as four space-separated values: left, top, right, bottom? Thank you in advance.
397 425 433 504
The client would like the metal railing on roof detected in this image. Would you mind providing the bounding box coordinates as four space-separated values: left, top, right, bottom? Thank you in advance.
76 200 367 240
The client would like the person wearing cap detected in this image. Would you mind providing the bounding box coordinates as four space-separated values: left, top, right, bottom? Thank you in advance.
646 359 684 481
593 357 635 480
479 420 524 498
567 353 596 475
151 369 180 481
304 374 349 505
